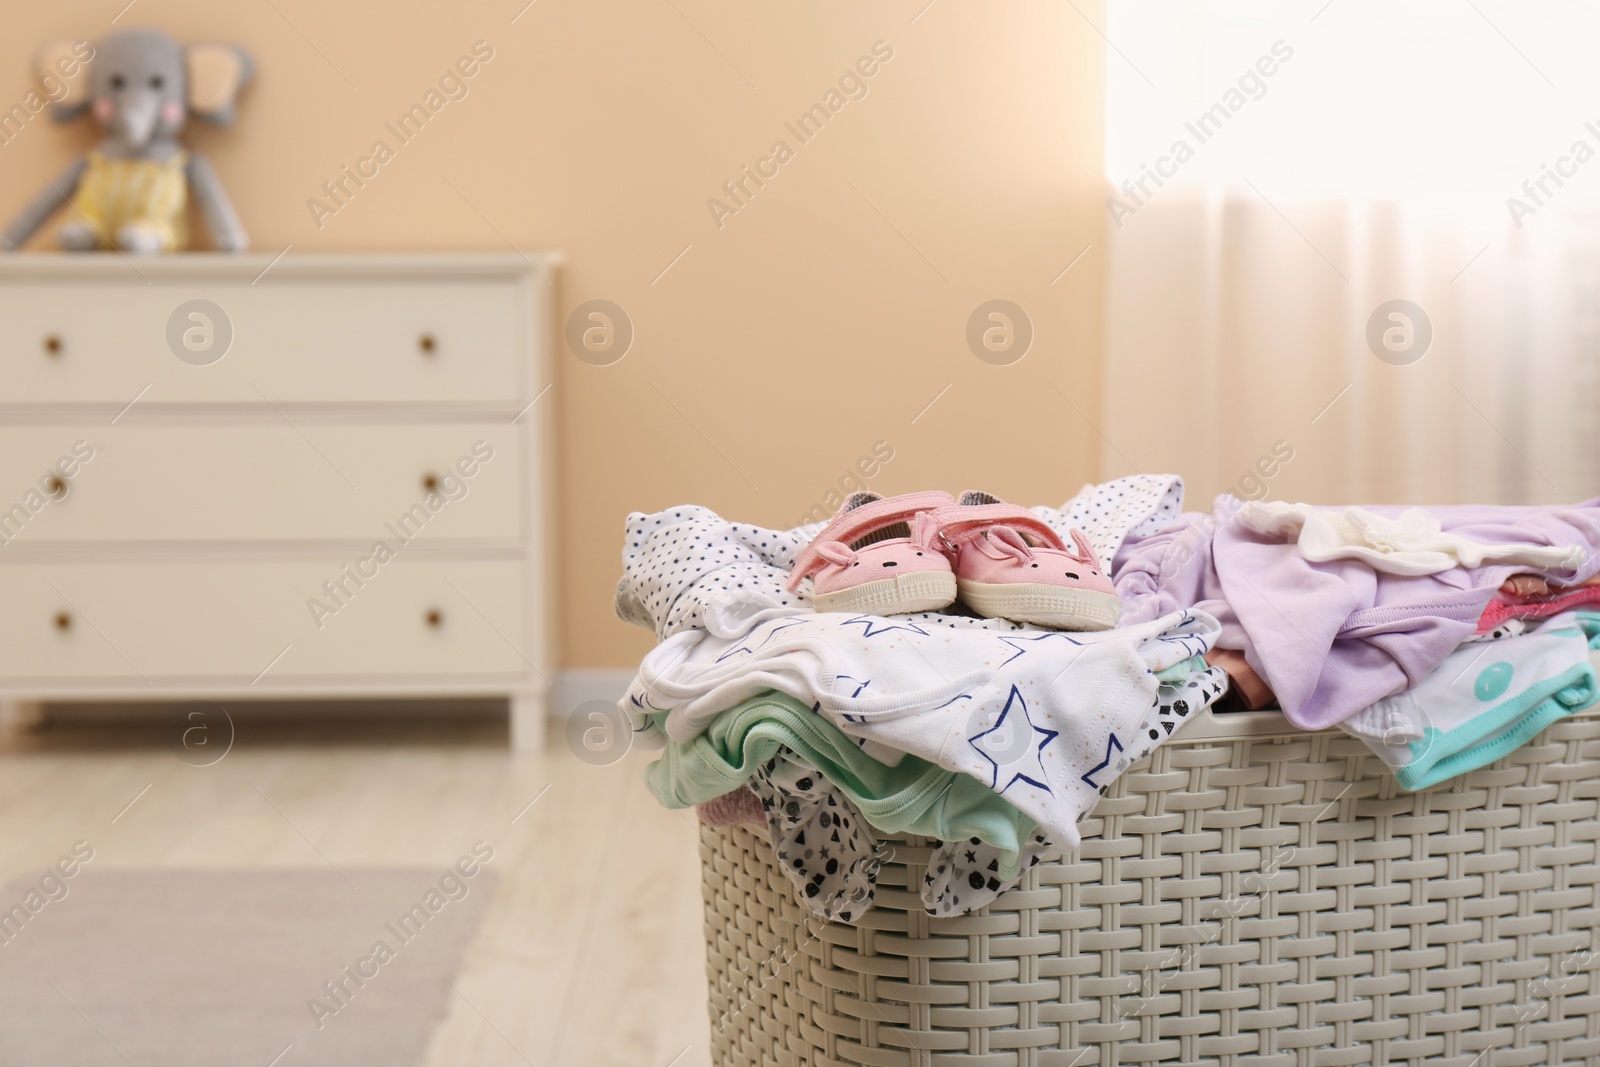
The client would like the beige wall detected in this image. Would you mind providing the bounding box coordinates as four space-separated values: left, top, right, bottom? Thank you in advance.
0 1 1106 670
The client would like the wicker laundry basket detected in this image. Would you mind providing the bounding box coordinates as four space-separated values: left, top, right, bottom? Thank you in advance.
699 705 1600 1067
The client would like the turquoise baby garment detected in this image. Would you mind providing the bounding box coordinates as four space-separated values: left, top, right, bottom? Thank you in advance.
1338 611 1600 791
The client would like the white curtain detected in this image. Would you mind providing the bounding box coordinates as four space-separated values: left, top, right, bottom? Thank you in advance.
1100 0 1600 508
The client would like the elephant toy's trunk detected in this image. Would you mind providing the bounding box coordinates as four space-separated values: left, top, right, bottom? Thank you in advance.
113 95 161 149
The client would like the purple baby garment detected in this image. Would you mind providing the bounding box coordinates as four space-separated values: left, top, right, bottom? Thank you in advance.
1114 493 1600 730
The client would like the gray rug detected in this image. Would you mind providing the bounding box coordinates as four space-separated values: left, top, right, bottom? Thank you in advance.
0 868 496 1066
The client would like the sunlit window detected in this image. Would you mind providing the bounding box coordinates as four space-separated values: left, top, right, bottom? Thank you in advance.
1104 0 1600 204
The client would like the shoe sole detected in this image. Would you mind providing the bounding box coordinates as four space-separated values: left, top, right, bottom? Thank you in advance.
956 580 1121 630
811 570 957 616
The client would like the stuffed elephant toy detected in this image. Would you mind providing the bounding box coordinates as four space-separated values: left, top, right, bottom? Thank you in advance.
1 28 253 253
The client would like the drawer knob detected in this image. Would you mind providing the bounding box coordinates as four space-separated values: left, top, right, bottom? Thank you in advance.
425 608 443 629
421 472 439 492
43 475 65 498
53 611 71 632
43 334 62 357
418 333 437 355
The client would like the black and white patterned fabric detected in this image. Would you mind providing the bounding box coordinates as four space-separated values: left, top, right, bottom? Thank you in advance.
747 666 1231 919
747 754 881 922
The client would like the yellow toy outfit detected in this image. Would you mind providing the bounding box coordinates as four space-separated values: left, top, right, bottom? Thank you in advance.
67 150 189 251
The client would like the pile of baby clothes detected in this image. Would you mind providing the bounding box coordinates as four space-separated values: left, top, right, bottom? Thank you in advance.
615 476 1600 920
1115 487 1600 788
616 479 1228 919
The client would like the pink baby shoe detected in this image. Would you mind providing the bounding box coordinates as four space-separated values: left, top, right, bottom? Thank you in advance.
936 491 1120 630
787 491 957 615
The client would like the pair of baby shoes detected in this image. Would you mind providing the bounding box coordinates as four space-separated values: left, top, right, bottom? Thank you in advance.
786 490 1119 631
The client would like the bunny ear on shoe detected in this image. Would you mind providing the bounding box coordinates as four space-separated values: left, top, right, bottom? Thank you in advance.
1066 527 1103 566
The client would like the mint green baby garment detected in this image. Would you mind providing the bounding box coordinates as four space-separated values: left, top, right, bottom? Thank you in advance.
1338 611 1600 791
644 692 1041 869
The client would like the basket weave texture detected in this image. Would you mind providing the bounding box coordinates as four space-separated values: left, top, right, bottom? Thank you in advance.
699 712 1600 1067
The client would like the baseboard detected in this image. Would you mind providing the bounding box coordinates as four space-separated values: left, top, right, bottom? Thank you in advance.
551 669 635 719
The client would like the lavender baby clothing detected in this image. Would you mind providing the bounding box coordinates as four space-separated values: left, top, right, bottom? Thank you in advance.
1114 491 1600 730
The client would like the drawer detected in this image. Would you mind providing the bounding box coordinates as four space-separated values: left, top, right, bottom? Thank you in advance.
0 559 532 681
0 280 530 406
0 425 522 544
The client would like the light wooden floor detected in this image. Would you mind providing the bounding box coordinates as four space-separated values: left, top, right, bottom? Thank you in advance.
0 708 713 1067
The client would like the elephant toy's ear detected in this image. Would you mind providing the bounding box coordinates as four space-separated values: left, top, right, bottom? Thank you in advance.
36 39 95 122
185 44 253 126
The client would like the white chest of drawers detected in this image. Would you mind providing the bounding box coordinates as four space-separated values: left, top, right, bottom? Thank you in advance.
0 253 559 751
